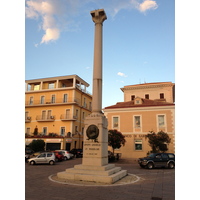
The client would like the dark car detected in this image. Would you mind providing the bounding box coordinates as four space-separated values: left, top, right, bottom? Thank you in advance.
138 153 175 169
69 149 83 158
108 151 115 162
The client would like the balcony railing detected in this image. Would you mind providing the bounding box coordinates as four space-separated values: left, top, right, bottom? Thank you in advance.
25 97 81 106
36 115 55 122
60 114 77 121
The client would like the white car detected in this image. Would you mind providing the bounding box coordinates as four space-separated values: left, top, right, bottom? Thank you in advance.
28 152 55 165
56 150 74 160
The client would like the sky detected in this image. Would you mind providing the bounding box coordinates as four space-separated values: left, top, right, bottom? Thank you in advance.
25 0 175 108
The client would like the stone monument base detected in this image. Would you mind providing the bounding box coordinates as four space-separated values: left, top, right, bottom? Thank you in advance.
57 164 127 184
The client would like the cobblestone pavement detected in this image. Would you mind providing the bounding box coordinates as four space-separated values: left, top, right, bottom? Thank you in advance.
25 158 175 200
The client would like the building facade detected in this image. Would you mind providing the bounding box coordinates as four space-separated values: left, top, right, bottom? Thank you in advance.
103 82 175 159
25 75 92 151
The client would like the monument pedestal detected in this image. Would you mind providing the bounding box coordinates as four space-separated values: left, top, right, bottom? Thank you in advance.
57 164 127 184
57 114 127 184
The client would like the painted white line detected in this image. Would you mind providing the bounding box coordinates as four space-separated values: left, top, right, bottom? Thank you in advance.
48 173 141 187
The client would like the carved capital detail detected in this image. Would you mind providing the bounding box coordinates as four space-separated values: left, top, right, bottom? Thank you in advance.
90 9 107 24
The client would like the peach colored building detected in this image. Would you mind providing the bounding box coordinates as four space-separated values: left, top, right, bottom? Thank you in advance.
25 75 92 150
103 82 175 159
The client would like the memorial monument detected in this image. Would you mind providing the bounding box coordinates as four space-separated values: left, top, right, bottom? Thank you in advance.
57 9 127 184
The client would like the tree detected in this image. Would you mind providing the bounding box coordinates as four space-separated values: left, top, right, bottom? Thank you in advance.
33 126 38 136
29 139 45 152
108 129 126 154
145 130 171 153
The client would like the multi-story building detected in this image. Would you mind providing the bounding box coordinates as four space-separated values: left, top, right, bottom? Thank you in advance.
103 82 175 159
25 75 92 150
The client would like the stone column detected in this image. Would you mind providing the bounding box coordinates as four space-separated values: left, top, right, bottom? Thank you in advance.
57 9 127 183
91 9 107 114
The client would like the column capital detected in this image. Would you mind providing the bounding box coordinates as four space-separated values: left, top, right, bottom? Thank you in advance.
90 9 107 24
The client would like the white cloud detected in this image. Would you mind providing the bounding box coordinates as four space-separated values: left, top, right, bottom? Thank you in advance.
25 0 158 44
26 0 64 44
137 0 158 13
41 28 60 44
117 72 127 77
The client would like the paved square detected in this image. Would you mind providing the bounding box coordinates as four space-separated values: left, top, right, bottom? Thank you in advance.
26 158 175 200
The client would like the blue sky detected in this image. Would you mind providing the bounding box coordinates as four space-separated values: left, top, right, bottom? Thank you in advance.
25 0 175 108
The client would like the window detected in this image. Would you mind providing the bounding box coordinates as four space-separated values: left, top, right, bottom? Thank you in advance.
82 112 85 120
60 127 65 136
135 140 142 150
47 153 53 157
76 109 78 118
25 112 28 119
42 110 46 119
47 110 51 119
83 98 86 107
66 109 70 118
40 96 45 104
38 153 46 158
26 127 30 135
158 115 165 127
134 116 141 128
48 83 54 89
145 94 149 99
51 95 55 103
160 93 164 99
113 117 119 129
29 97 33 105
131 95 135 100
43 127 47 135
162 153 168 159
89 102 92 110
63 94 68 103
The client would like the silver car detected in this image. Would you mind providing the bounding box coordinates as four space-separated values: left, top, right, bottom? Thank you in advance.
28 152 55 165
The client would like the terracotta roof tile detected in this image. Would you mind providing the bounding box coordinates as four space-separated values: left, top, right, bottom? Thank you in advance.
104 98 174 109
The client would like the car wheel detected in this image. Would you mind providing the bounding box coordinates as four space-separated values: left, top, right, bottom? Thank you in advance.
64 157 67 161
168 162 175 169
147 162 154 169
49 160 54 165
30 161 35 165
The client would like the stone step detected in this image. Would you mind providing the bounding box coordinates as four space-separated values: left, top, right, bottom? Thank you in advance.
65 166 121 176
57 169 127 184
74 164 115 171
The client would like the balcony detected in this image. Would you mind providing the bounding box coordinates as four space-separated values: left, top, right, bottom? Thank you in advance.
36 115 55 122
60 114 77 121
25 97 81 107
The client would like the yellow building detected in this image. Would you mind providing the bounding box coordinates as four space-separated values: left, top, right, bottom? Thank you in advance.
103 82 175 159
25 75 92 151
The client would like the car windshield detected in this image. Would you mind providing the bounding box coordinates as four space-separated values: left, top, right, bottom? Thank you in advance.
148 154 155 158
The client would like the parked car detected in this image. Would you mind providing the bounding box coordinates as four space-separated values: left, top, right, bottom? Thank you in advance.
29 151 44 159
25 154 30 162
108 151 115 162
69 149 83 158
25 148 35 162
52 151 64 162
138 153 175 169
56 150 74 160
28 152 55 165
